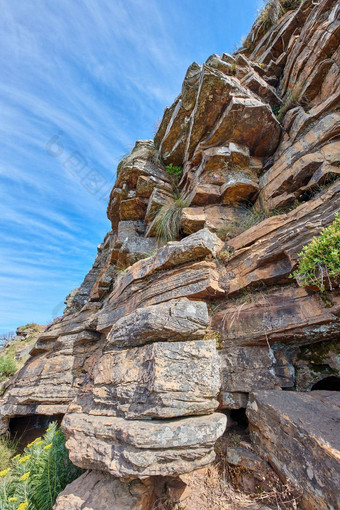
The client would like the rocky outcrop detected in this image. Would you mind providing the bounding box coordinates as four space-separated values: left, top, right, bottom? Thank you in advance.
1 0 339 508
224 182 340 296
247 390 340 510
212 286 340 346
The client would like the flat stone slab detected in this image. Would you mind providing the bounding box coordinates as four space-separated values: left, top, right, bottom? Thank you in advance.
106 298 209 348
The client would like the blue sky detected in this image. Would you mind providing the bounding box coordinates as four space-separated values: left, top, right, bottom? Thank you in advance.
0 0 260 333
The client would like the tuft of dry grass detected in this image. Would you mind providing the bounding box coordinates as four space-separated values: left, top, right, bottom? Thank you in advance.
0 434 18 471
152 193 190 242
217 206 282 241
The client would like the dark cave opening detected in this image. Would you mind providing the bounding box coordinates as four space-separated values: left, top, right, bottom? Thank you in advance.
228 408 249 430
311 376 340 391
9 414 64 450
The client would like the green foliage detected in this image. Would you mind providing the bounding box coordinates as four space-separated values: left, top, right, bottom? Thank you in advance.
152 194 189 242
20 324 40 333
292 214 340 292
0 357 17 377
0 436 17 472
0 422 82 510
276 86 308 122
204 329 223 350
257 0 282 32
165 163 183 194
165 163 182 180
217 250 232 264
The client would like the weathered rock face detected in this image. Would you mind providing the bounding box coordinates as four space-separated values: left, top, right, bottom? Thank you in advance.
212 286 340 346
224 182 340 296
54 471 154 510
1 0 340 507
247 391 340 510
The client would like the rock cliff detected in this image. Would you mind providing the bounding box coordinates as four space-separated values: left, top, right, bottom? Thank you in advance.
1 0 339 509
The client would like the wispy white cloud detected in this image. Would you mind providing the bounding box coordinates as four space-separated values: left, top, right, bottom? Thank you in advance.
0 0 257 333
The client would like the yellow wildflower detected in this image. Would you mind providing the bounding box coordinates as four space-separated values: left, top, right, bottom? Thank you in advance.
12 454 21 461
44 443 52 450
20 471 30 481
18 455 31 464
27 436 41 448
17 501 28 510
0 468 10 477
9 497 18 502
35 440 43 446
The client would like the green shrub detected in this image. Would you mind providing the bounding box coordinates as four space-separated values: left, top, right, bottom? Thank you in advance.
0 422 82 510
152 193 189 242
20 324 40 332
165 163 182 180
257 0 282 32
292 214 340 291
0 357 17 377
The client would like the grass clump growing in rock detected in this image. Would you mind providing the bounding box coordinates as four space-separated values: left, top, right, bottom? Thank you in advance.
0 422 82 510
152 193 189 242
292 213 340 291
0 436 17 472
276 85 308 122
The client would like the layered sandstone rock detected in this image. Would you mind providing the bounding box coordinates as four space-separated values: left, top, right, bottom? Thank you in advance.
0 0 339 507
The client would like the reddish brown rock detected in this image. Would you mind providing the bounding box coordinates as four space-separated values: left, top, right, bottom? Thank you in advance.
181 204 242 235
225 182 339 295
280 0 340 108
212 286 340 346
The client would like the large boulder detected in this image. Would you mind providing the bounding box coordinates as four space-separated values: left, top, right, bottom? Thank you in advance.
107 298 209 348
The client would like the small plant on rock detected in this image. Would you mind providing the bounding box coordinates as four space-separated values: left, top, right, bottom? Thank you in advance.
217 206 282 241
165 163 183 196
276 85 309 122
292 213 340 292
0 357 17 378
218 250 232 265
165 163 182 181
204 329 223 350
